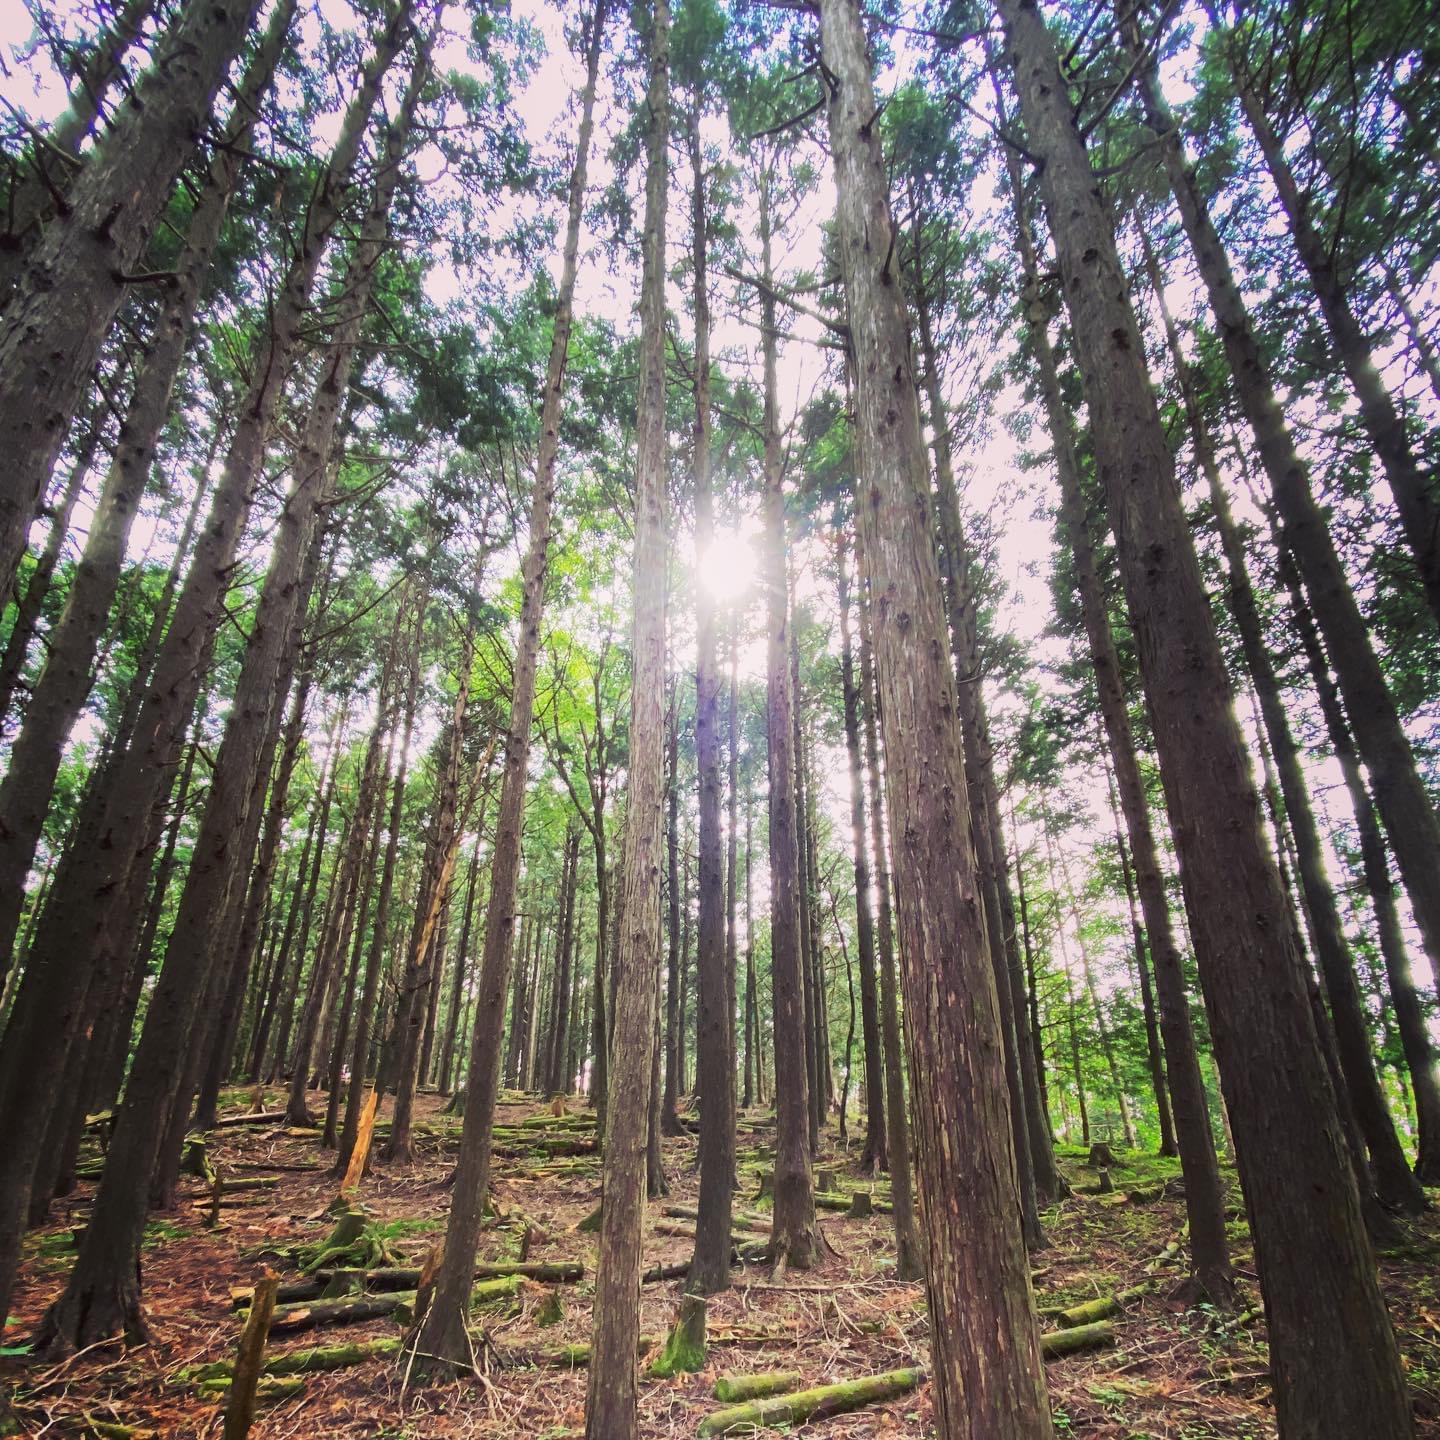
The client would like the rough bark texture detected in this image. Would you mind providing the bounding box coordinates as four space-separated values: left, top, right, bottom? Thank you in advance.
0 7 414 1336
995 2 1412 1432
1132 20 1440 1029
1005 153 1231 1294
834 532 886 1175
822 1 1052 1433
0 0 264 601
0 0 298 968
1220 24 1440 629
584 0 666 1429
1280 544 1440 1185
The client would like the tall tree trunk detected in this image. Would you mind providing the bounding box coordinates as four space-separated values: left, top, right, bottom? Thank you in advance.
1102 757 1177 1158
0 0 298 968
0 0 157 285
1141 233 1425 1215
0 7 414 1335
755 163 819 1273
0 0 264 601
1208 17 1440 629
856 583 922 1279
662 688 683 1132
0 423 95 729
408 0 606 1374
908 261 1045 1246
834 528 886 1175
993 2 1412 1431
821 1 1051 1431
1279 544 1440 1185
689 111 735 1296
583 0 667 1429
1130 20 1440 1030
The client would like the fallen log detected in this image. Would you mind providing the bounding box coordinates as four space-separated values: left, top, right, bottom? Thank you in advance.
212 1111 290 1130
182 1337 403 1384
264 1274 522 1333
1041 1320 1115 1358
1053 1281 1154 1329
697 1367 925 1436
713 1371 804 1403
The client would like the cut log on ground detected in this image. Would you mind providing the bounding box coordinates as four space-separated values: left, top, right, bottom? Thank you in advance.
696 1367 925 1436
1041 1320 1115 1358
713 1371 804 1402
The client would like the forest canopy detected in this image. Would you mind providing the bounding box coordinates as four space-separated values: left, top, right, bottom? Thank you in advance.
0 0 1436 1436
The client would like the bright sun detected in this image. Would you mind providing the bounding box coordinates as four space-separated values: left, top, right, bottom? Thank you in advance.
696 528 756 604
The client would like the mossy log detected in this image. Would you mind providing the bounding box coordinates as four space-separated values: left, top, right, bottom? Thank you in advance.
661 1206 768 1235
696 1367 925 1436
713 1371 804 1402
649 1294 707 1378
1040 1320 1115 1358
654 1220 697 1240
1125 1183 1165 1205
183 1336 404 1383
1054 1281 1154 1328
87 1422 157 1439
814 1192 851 1212
264 1275 521 1333
502 1334 664 1370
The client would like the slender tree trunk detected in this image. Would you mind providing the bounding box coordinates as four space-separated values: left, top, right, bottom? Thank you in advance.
754 165 819 1272
583 1 668 1428
994 2 1411 1430
1103 757 1176 1157
689 113 734 1295
835 529 886 1174
1131 24 1440 1026
1209 20 1440 628
441 832 484 1096
662 689 683 1132
821 2 1051 1430
1280 545 1440 1185
408 0 606 1374
908 265 1044 1245
0 9 413 1336
856 583 921 1279
0 424 95 729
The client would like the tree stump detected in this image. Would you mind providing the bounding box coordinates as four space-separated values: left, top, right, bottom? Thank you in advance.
649 1293 707 1377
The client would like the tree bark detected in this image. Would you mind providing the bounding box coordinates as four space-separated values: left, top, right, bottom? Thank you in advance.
756 162 819 1272
993 1 1412 1431
408 0 606 1375
689 111 735 1296
856 583 922 1279
583 0 667 1428
821 2 1051 1432
834 529 886 1174
0 0 298 969
0 0 264 602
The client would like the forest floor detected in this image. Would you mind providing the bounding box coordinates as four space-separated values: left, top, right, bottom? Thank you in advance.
3 1091 1438 1439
